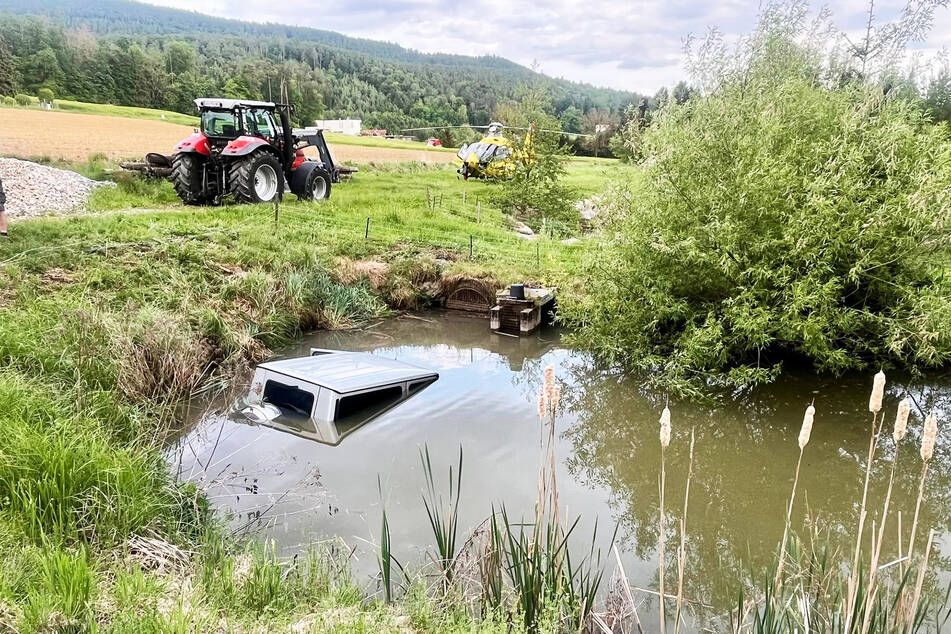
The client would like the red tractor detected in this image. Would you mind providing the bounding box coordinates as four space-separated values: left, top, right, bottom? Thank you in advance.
168 98 346 205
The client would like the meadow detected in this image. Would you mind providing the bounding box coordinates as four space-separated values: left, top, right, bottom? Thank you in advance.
0 151 631 631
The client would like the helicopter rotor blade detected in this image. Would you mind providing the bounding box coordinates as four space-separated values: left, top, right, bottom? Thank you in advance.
400 125 490 132
496 124 595 138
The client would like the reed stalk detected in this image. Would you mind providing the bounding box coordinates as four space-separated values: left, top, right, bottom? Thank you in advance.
907 411 937 567
905 529 936 631
658 405 671 634
899 409 939 629
860 398 910 634
536 365 560 535
845 371 885 631
674 427 695 634
774 403 814 595
613 544 645 634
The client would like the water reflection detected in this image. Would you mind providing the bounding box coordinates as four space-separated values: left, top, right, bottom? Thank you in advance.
168 312 951 625
561 356 951 611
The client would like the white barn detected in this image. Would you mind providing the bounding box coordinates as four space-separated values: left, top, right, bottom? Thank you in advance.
312 119 361 135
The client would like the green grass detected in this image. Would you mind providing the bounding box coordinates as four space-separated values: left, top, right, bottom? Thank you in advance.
0 156 627 631
323 131 457 152
0 98 200 126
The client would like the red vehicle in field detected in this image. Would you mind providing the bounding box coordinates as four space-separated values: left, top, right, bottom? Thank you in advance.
170 98 344 205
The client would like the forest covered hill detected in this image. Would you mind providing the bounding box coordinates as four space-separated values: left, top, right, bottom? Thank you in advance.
0 0 642 135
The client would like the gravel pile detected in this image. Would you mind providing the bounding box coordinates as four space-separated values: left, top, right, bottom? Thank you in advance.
0 158 114 217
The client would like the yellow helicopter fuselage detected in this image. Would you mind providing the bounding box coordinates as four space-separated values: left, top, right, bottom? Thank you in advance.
456 126 534 180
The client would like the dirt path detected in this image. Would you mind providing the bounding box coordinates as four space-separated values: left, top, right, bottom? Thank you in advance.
0 108 455 165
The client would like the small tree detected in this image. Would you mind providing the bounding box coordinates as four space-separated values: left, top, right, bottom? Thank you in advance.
37 87 54 104
490 90 578 234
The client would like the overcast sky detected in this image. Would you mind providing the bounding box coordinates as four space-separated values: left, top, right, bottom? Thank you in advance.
143 0 951 94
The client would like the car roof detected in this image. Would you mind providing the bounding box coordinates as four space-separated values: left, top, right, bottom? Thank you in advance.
195 97 276 111
257 349 438 394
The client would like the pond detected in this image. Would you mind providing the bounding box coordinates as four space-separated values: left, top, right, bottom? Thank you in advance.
169 311 951 630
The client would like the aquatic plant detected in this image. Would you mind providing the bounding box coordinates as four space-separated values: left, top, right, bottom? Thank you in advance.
420 445 463 586
658 404 671 634
774 403 814 593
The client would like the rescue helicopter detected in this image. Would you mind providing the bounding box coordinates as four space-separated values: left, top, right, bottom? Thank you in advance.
402 122 591 180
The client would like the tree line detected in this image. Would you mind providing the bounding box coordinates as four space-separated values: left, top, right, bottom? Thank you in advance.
0 2 643 140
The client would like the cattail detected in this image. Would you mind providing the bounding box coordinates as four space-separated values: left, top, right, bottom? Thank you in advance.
921 412 938 462
544 365 554 389
550 384 561 412
543 365 557 412
869 370 886 413
537 393 547 420
660 406 671 448
893 398 910 444
798 405 815 449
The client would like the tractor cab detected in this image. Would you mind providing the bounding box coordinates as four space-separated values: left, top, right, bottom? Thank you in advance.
196 99 282 148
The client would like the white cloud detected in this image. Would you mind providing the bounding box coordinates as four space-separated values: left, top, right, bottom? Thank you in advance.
143 0 951 93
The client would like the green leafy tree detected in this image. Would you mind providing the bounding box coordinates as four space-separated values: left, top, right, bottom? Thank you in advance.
563 3 951 396
23 47 63 93
0 36 17 95
925 54 951 124
165 40 196 75
558 105 583 133
491 91 577 234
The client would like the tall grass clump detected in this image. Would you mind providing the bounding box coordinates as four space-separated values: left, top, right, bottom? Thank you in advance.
562 1 951 397
420 445 463 586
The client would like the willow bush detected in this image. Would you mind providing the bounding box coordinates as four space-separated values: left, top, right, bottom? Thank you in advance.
564 25 951 396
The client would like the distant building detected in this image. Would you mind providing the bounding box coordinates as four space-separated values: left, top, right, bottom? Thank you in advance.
313 119 361 135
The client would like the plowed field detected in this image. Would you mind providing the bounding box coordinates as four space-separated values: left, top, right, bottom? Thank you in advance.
0 108 455 164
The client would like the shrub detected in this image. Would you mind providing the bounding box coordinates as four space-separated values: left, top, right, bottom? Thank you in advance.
563 19 951 396
0 95 14 106
36 87 53 104
13 93 31 106
491 134 578 232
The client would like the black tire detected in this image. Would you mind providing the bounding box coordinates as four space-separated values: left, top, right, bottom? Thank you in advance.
298 167 332 201
171 152 207 205
229 152 283 204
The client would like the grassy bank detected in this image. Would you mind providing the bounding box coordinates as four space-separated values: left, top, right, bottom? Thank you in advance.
0 157 623 632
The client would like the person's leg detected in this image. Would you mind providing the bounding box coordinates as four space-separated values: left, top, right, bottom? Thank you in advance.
0 206 8 236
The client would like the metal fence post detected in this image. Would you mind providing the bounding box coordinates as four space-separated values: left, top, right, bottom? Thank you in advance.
365 217 370 239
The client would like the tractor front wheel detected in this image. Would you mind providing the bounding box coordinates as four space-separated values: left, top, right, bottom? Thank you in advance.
171 152 207 205
229 152 283 204
299 167 332 201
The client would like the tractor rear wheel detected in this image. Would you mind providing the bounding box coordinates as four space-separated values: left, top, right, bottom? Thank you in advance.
229 152 283 204
171 153 207 205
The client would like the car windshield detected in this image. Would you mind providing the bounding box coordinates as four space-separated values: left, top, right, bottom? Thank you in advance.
201 111 240 137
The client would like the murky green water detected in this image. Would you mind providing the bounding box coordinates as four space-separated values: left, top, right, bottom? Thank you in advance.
170 312 951 630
